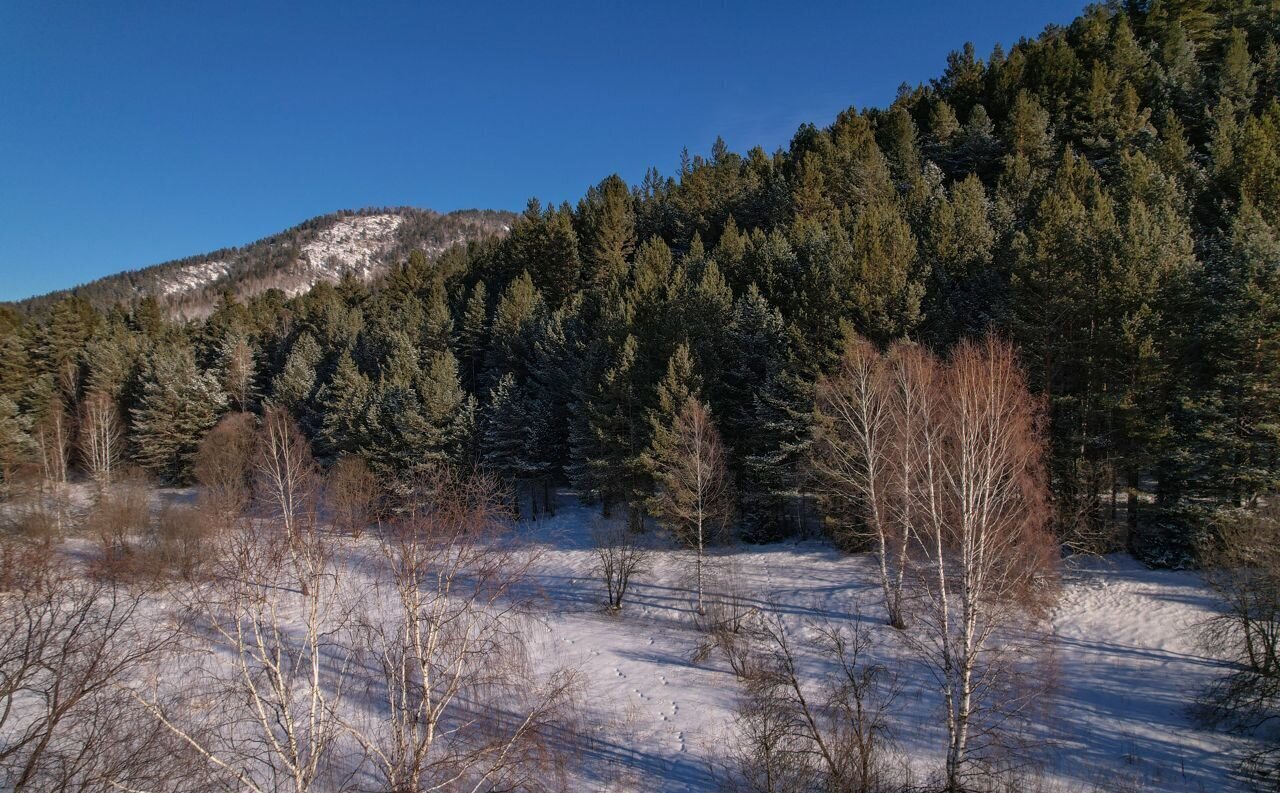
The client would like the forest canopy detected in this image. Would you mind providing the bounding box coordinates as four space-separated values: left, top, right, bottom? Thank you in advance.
2 0 1278 565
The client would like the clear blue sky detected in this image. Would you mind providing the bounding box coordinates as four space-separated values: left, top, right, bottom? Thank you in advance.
0 1 1085 301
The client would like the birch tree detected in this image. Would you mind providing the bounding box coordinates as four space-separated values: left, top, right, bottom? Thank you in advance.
908 336 1057 789
356 471 579 792
812 334 914 628
79 390 122 490
135 512 359 793
647 397 734 614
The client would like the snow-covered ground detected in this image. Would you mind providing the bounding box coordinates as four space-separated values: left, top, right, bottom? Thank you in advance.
295 213 404 292
10 486 1245 791
511 494 1245 792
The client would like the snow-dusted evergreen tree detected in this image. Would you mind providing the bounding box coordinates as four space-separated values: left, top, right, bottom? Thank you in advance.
419 349 476 469
482 271 545 397
315 351 370 459
576 334 645 525
132 344 228 483
457 280 490 394
270 331 322 418
644 342 701 485
482 372 528 512
721 286 811 540
1187 199 1280 507
0 395 31 495
522 304 581 514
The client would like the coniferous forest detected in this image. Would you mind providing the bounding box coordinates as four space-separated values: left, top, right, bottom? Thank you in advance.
4 2 1280 791
3 2 1278 567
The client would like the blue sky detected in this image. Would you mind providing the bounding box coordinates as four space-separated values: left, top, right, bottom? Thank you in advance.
0 1 1085 301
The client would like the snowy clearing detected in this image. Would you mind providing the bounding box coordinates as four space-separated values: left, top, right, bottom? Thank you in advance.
508 494 1244 792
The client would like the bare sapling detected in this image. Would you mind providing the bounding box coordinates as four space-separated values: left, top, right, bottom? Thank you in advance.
722 610 902 793
134 494 360 793
693 561 761 679
255 405 316 540
222 333 257 412
356 470 580 792
648 396 734 614
254 406 320 594
32 406 72 538
1196 502 1280 783
592 519 651 612
79 390 122 491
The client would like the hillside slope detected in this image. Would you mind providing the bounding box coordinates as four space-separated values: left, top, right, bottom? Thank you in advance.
8 207 514 319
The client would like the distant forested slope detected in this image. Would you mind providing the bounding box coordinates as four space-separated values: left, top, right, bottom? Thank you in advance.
7 208 514 318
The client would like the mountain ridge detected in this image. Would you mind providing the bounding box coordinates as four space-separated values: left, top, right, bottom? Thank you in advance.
6 207 515 319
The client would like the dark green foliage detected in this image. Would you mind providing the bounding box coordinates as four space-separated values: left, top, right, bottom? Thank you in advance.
2 1 1276 558
131 343 229 483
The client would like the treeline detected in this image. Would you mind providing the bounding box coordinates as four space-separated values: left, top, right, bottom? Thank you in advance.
2 0 1278 562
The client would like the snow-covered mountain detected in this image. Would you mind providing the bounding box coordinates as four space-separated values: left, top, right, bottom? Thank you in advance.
10 207 514 319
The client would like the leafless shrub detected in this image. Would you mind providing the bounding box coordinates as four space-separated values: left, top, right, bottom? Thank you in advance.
694 562 762 679
355 469 581 792
148 501 216 579
6 488 60 543
326 454 379 538
193 411 256 528
1196 501 1280 785
717 676 816 793
0 538 186 791
592 520 652 612
84 473 150 562
717 611 903 793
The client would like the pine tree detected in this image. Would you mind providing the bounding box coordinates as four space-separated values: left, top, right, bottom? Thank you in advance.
316 351 371 458
131 344 229 483
1187 199 1280 507
0 395 31 495
271 332 322 416
418 349 476 470
421 288 454 354
847 198 923 343
644 344 702 491
578 334 646 525
458 280 490 394
578 175 636 287
482 372 529 512
483 271 545 395
523 305 580 514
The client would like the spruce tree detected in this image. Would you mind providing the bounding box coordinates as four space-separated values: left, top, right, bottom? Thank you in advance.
0 395 31 495
458 280 490 394
316 351 371 458
131 344 228 483
482 372 529 512
578 175 636 288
